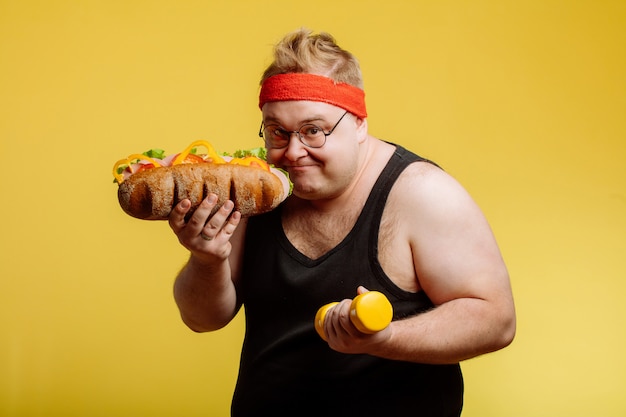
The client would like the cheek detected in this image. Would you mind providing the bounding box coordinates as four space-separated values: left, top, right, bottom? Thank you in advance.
266 149 284 165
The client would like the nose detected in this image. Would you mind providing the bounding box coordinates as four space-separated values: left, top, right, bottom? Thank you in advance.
283 131 308 160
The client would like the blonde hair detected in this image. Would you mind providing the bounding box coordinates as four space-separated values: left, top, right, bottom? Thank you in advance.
261 28 364 89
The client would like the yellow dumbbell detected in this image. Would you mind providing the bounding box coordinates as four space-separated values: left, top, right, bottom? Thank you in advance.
315 291 393 341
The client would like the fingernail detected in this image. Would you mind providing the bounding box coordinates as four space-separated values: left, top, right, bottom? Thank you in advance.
207 194 217 204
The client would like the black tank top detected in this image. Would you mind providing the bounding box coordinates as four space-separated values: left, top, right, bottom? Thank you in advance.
232 144 463 417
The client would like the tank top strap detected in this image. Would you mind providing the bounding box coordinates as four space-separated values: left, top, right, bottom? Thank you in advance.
356 144 429 237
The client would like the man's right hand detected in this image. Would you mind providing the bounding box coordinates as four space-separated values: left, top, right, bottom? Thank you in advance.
168 193 242 263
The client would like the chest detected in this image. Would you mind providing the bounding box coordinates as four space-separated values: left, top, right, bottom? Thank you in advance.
282 208 359 260
281 200 419 293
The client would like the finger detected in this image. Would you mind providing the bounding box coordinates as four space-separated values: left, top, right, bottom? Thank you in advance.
200 200 235 238
336 299 366 340
326 300 352 337
357 286 369 295
338 300 357 333
216 210 242 240
185 194 219 234
168 199 192 234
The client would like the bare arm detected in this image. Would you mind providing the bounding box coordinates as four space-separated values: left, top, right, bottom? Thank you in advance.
169 194 247 332
323 164 516 363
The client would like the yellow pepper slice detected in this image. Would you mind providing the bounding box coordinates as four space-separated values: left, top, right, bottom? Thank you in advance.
112 154 162 184
228 156 270 171
172 140 225 165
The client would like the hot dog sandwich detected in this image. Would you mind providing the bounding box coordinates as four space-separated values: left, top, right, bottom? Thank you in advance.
113 140 290 220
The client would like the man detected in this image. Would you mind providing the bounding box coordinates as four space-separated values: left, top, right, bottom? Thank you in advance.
169 29 515 416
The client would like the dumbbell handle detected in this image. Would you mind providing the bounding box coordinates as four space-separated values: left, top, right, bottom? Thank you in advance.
315 291 393 341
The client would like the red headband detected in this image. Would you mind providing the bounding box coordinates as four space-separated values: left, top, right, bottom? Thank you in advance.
259 73 367 118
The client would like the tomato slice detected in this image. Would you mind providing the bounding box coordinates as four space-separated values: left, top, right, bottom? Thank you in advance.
135 163 156 172
184 153 206 164
172 153 206 164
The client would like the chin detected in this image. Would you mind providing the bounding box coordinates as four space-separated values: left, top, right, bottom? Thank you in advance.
292 185 316 198
291 182 324 199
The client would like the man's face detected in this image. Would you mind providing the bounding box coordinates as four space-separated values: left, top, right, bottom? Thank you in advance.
261 100 366 200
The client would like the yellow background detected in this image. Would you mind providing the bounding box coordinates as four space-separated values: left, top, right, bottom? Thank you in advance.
1 1 624 416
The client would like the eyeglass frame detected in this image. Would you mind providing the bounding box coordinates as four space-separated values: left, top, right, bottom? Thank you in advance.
258 110 350 149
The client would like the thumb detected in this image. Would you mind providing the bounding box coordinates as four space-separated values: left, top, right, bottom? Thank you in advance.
357 286 369 295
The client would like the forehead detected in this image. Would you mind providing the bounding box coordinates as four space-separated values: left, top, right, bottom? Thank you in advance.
262 100 343 126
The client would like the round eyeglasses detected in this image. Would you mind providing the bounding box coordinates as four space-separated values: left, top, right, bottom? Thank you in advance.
258 111 349 149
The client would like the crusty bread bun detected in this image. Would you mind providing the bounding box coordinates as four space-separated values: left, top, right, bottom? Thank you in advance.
117 162 287 220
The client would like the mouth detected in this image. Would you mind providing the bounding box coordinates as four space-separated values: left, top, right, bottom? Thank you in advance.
286 164 316 175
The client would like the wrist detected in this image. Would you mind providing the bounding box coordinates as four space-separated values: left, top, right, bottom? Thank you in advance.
185 254 229 282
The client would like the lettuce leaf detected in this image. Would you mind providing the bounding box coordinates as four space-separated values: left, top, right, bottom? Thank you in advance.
142 148 166 159
223 147 268 161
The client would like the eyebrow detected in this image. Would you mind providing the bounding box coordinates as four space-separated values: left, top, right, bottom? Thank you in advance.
263 115 328 127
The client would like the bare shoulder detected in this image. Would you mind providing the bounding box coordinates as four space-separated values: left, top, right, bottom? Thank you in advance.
384 160 506 303
378 161 470 292
390 160 480 218
389 160 491 243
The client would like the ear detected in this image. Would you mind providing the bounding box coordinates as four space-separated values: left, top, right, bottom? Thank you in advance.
355 117 368 143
